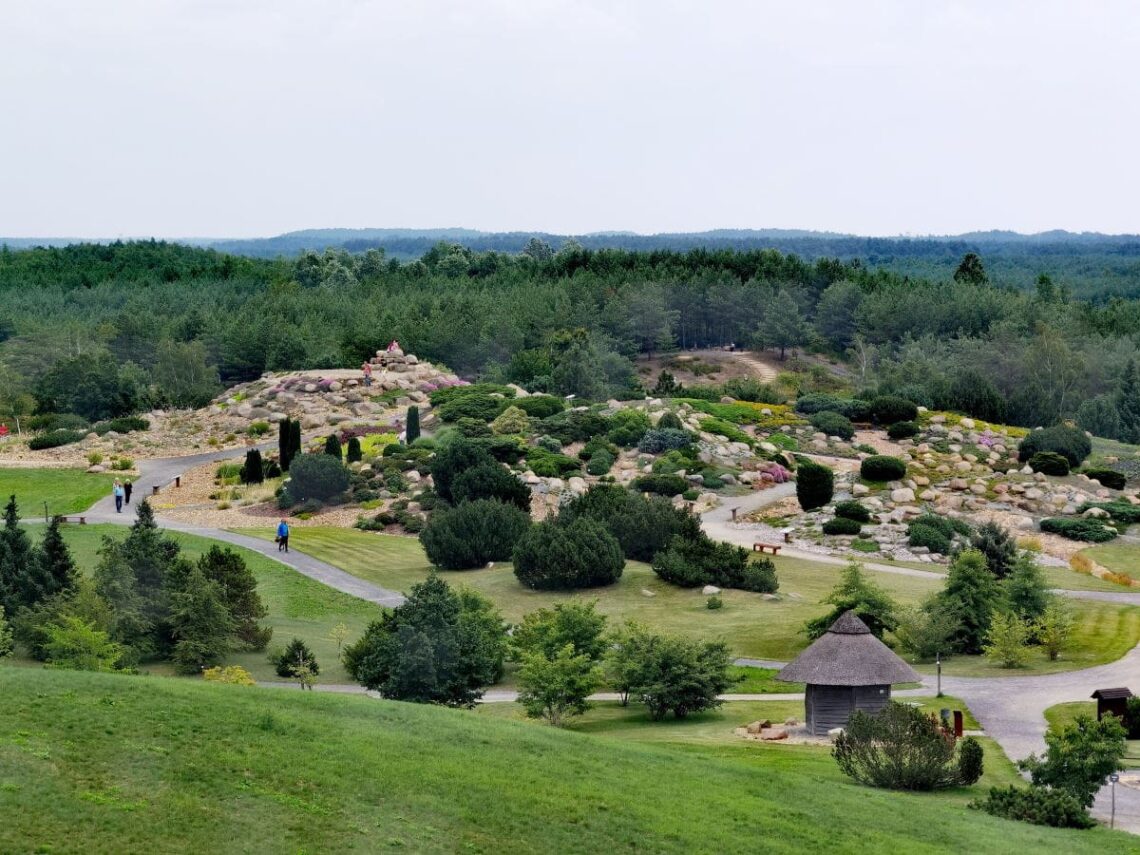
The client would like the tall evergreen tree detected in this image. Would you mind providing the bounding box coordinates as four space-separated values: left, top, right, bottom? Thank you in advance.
324 433 343 459
406 405 421 444
0 495 34 614
168 565 235 674
197 545 270 650
36 517 77 600
290 420 302 465
755 289 808 359
937 549 1001 654
1115 359 1140 444
345 436 362 463
240 448 264 484
279 418 295 471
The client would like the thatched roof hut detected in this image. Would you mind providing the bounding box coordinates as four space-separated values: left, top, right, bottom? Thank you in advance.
778 611 920 735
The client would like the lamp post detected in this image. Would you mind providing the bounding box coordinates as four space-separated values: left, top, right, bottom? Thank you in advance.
936 651 942 698
1110 773 1120 829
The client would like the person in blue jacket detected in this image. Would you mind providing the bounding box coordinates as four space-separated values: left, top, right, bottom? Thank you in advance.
276 518 290 553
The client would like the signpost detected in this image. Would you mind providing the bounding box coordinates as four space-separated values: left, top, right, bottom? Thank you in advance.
1110 773 1120 829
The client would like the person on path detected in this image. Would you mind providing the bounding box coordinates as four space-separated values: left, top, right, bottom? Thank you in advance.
276 518 290 553
361 361 373 388
123 480 133 505
112 480 124 513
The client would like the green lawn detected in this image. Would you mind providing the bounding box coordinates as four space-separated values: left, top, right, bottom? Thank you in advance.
729 665 803 693
1044 701 1140 769
21 524 384 684
2 467 118 516
242 527 1140 677
239 526 944 661
0 668 1133 854
1081 542 1140 585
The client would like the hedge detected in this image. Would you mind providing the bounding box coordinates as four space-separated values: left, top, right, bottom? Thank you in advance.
1082 468 1126 490
28 429 85 450
835 500 871 522
795 460 834 511
513 518 625 590
870 396 918 425
633 473 689 496
860 455 907 481
887 420 920 440
1028 451 1070 476
420 499 532 569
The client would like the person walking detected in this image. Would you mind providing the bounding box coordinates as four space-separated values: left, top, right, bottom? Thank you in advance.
361 361 373 388
123 479 133 505
112 480 124 514
276 518 290 553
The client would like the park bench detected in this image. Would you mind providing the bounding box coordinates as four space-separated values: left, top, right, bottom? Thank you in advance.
753 542 781 555
58 516 86 525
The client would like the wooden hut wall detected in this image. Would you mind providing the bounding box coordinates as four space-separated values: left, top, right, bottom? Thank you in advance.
806 685 854 735
853 684 891 716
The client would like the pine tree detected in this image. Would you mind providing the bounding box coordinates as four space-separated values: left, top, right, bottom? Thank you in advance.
240 448 264 484
0 495 34 614
324 433 342 459
197 545 270 650
1115 359 1140 444
37 517 77 599
345 436 362 463
168 565 235 674
406 405 421 444
938 549 1002 654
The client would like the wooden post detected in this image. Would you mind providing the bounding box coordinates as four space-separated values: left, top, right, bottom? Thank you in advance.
175 475 182 488
152 485 160 496
731 507 738 522
953 710 964 737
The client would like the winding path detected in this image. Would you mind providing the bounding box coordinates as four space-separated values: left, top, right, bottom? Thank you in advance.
83 448 405 607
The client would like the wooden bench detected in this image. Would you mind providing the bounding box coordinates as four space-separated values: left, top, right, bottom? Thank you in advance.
753 542 781 555
58 516 86 525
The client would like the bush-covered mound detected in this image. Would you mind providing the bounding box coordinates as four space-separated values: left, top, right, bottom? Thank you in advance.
971 786 1095 829
794 394 871 421
652 534 778 593
1082 468 1126 490
632 473 689 496
809 410 854 440
870 396 918 425
560 485 692 562
286 454 350 501
28 429 86 450
822 517 862 536
887 420 920 440
860 455 907 482
1028 451 1070 476
420 499 532 570
513 518 625 590
451 463 532 510
1039 517 1118 543
834 500 871 522
1017 424 1092 467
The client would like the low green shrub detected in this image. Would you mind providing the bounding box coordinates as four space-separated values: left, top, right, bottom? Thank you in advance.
656 411 684 431
585 450 615 476
93 416 149 435
420 499 532 569
794 394 870 421
1039 517 1118 543
1077 501 1140 524
971 786 1094 829
28 429 85 450
1017 424 1092 467
907 523 951 555
699 417 753 445
514 395 566 419
887 421 920 440
706 595 723 610
795 460 834 511
835 500 871 522
1081 468 1126 490
513 518 625 590
860 455 907 481
823 517 862 536
27 413 88 432
638 428 693 454
870 396 918 425
607 409 651 447
632 473 689 496
287 454 350 501
1028 451 1070 476
809 410 854 440
525 448 582 477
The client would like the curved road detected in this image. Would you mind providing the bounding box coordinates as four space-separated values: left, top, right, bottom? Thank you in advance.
84 447 405 608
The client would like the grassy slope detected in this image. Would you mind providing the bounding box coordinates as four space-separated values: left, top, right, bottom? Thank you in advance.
239 527 1140 676
1 468 118 515
23 524 384 683
0 668 1133 855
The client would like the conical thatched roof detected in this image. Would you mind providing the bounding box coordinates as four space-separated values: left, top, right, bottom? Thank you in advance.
777 611 920 686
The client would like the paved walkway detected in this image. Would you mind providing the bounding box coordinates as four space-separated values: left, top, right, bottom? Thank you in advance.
83 448 405 607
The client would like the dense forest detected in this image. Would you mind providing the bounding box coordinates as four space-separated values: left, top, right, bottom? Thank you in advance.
2 239 1140 442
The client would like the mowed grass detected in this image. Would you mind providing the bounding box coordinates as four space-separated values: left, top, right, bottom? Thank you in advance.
0 668 1133 855
23 524 384 683
242 527 1140 676
1 468 118 515
1044 701 1140 769
1081 542 1140 584
240 526 944 661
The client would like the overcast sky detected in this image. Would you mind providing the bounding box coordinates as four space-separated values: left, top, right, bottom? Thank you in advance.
2 1 1138 238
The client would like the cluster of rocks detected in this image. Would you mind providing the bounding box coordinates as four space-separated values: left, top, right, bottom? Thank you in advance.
735 718 799 742
211 354 463 432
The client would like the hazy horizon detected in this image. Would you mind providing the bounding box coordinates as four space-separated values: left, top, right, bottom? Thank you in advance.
4 1 1138 238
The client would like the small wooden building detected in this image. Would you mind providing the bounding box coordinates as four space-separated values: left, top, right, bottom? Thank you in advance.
1091 687 1133 721
777 611 921 736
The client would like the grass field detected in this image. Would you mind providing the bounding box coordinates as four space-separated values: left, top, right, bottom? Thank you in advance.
20 524 384 683
1081 542 1140 582
1 467 118 516
1044 701 1140 769
0 668 1133 854
239 527 1140 677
